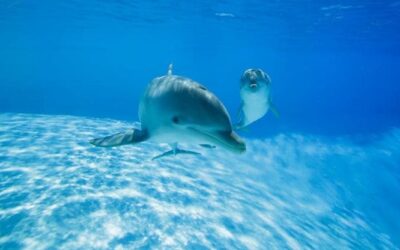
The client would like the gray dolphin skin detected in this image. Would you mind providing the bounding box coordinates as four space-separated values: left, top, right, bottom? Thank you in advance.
90 65 246 158
235 68 278 129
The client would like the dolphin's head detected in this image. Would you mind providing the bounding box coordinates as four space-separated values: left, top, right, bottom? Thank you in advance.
169 101 246 154
240 68 271 92
141 75 246 153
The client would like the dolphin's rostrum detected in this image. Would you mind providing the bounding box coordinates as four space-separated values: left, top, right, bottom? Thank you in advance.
90 65 246 159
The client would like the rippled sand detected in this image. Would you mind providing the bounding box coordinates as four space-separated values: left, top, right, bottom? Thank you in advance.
0 113 398 249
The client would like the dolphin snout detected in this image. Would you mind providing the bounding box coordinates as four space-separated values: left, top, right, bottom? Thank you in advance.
249 82 257 89
248 79 259 91
188 127 246 154
218 131 246 154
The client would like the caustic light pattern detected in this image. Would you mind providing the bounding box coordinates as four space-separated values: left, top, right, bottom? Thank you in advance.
0 113 399 249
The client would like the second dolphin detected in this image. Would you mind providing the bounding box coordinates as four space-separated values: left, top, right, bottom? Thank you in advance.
235 68 278 129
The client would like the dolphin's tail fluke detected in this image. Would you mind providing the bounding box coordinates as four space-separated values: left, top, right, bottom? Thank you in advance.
89 128 148 147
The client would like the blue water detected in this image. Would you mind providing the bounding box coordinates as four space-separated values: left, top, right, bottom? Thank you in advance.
0 1 400 249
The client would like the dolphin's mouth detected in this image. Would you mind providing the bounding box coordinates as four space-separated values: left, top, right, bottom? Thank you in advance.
188 127 246 153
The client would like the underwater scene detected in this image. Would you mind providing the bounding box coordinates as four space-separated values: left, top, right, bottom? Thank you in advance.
0 0 399 249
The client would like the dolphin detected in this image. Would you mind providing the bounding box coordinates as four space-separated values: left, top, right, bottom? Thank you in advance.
235 68 278 129
90 65 246 159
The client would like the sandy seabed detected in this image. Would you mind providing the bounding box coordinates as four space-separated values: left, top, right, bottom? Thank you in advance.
0 113 399 249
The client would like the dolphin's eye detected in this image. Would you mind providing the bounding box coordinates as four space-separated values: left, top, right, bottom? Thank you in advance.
172 116 180 124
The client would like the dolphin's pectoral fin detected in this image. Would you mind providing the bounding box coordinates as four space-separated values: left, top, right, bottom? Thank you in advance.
152 146 201 160
89 128 147 147
236 102 244 125
234 119 250 131
270 102 280 118
152 150 175 160
234 103 248 130
176 149 201 156
236 126 250 132
199 144 216 149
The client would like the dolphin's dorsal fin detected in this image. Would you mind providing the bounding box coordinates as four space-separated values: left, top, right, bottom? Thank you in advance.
167 63 173 75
